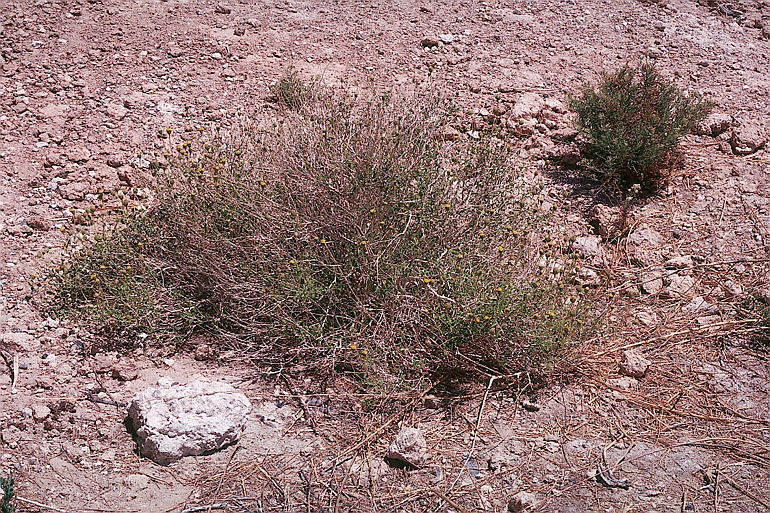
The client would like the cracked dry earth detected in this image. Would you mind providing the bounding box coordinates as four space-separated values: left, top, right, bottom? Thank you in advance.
1 0 769 511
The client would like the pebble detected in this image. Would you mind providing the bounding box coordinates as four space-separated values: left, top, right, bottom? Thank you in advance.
620 349 651 378
508 491 539 512
32 404 51 421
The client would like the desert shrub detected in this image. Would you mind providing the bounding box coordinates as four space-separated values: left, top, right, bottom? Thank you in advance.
269 69 315 110
569 62 711 190
1 472 15 513
54 81 594 388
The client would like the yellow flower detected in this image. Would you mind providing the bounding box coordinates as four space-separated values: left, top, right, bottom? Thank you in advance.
349 343 358 350
369 208 376 214
289 259 297 264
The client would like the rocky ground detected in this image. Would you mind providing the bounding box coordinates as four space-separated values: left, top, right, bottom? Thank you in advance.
1 0 769 511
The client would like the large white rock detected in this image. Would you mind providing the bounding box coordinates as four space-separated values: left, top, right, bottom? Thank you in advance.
128 379 251 464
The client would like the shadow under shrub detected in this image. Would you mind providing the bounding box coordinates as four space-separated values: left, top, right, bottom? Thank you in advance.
569 62 711 191
54 84 595 389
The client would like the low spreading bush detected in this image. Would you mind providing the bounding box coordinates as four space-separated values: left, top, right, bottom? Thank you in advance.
569 62 711 190
54 80 595 388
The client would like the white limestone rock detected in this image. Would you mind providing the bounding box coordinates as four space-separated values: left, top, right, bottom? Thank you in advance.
128 379 251 464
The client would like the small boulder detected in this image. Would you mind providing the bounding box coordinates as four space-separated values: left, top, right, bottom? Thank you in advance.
386 427 427 468
508 491 539 512
128 379 251 465
619 350 650 378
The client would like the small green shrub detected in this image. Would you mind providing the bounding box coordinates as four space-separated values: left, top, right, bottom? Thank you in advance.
269 69 315 110
569 62 711 190
1 472 15 513
54 78 595 388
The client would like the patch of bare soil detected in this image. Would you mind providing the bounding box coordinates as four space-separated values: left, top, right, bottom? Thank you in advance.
0 0 768 511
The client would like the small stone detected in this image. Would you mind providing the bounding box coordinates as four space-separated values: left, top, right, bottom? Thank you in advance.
106 103 128 120
619 350 650 378
420 36 439 48
636 311 658 326
386 427 427 468
730 124 767 155
640 271 664 295
100 448 117 461
522 400 540 412
572 235 605 263
44 152 62 167
665 274 696 298
167 43 184 58
627 226 665 266
508 491 539 512
695 113 732 136
438 33 455 44
234 26 245 36
27 214 49 231
215 3 232 13
112 363 138 381
608 376 638 391
124 473 150 490
508 93 545 121
665 255 693 269
93 353 117 373
32 404 51 422
67 145 91 163
589 204 621 240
